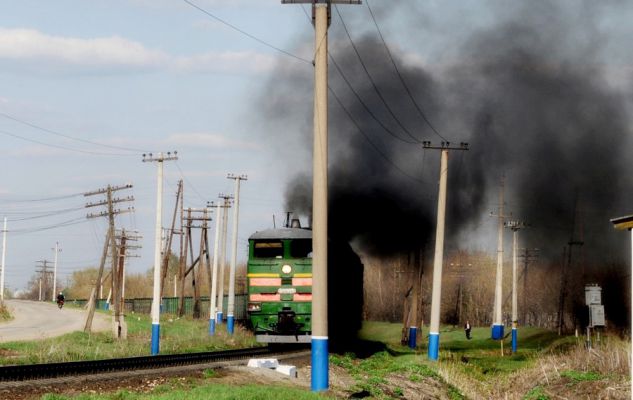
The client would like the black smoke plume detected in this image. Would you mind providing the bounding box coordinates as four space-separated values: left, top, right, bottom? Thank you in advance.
257 1 632 261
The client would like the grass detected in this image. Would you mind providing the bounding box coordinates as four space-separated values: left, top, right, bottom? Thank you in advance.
356 321 629 399
0 311 260 365
559 369 604 382
0 301 12 321
39 384 327 400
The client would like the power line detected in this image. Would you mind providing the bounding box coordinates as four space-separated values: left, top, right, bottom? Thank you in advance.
182 0 312 65
181 1 426 183
174 161 207 204
329 86 424 184
0 129 137 157
7 206 85 221
334 5 424 144
329 54 417 144
11 217 88 235
364 0 448 142
0 192 83 203
0 111 149 153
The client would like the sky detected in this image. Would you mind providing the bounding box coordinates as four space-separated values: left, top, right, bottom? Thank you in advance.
0 0 632 292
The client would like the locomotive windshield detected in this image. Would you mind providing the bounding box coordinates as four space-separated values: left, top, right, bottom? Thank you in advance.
290 239 312 258
253 240 283 258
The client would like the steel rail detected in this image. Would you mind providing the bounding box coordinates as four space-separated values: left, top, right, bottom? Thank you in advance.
0 347 276 382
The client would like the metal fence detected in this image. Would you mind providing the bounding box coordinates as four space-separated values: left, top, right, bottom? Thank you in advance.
68 294 248 320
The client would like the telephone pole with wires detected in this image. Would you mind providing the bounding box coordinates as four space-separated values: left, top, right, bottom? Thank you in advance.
227 173 247 335
1 217 7 303
85 184 134 339
52 242 61 301
422 141 468 361
281 0 362 392
504 220 525 353
35 260 53 302
490 177 510 345
215 193 232 325
143 151 178 355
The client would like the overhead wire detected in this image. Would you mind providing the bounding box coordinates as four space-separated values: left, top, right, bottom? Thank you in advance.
7 206 86 222
0 192 84 203
0 129 137 157
11 217 89 235
185 0 429 184
0 111 149 153
174 161 207 204
328 55 418 144
182 0 312 65
364 0 448 142
329 87 424 184
333 5 424 144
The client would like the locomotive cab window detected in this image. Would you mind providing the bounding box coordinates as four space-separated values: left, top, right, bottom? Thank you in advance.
290 239 312 258
253 240 284 258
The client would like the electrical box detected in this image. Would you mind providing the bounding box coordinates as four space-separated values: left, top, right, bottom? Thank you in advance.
585 285 602 306
589 305 605 327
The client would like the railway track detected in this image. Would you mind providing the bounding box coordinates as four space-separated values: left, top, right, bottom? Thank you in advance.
0 346 309 384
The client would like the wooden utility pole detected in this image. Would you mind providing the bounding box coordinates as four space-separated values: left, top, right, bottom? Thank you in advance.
179 207 213 319
518 248 539 326
84 230 110 332
35 260 53 301
84 184 134 338
160 180 182 299
558 198 583 336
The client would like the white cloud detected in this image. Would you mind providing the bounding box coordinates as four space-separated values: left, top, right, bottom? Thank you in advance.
0 28 275 76
165 132 260 150
173 51 275 74
0 28 168 72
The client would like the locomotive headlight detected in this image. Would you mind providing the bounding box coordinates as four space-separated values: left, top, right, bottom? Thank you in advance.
281 264 292 274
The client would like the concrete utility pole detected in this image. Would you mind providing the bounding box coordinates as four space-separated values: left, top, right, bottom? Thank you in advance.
143 151 178 355
209 202 222 335
227 173 247 335
52 242 61 301
216 194 232 324
423 141 468 361
282 0 361 391
1 217 7 303
505 220 524 353
490 177 507 341
610 215 633 398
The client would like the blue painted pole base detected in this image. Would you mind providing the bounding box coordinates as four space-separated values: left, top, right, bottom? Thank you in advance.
216 311 223 325
491 324 504 340
151 323 160 355
511 328 517 353
428 332 440 360
227 315 235 334
209 318 216 336
408 327 417 349
311 337 329 391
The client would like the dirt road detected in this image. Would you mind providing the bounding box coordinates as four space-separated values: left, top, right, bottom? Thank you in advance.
0 300 109 342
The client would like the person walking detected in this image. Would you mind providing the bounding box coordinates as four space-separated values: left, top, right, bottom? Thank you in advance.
464 320 472 340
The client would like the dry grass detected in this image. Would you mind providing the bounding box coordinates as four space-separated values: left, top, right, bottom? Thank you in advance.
436 337 630 400
0 302 11 321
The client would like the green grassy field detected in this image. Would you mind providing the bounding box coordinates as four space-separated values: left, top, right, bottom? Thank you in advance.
0 311 259 365
40 384 326 400
1 318 625 399
359 322 576 377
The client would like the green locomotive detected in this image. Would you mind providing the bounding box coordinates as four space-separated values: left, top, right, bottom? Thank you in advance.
246 223 313 343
